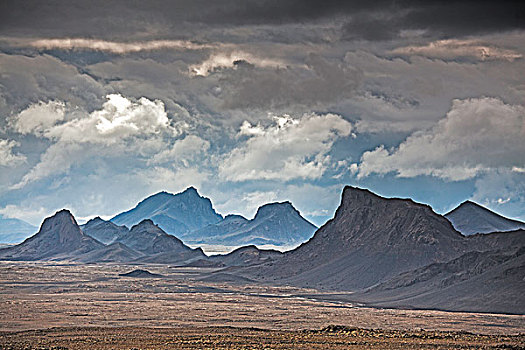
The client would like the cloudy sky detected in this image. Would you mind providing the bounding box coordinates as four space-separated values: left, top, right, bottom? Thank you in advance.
0 0 524 226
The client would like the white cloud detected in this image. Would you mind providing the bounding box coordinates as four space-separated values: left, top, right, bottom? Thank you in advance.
219 113 353 182
357 97 525 181
471 169 525 221
0 139 26 166
135 166 210 195
11 143 83 189
11 100 66 135
390 39 523 61
22 38 217 53
190 51 288 76
11 94 188 188
149 135 210 165
42 94 176 144
0 204 50 226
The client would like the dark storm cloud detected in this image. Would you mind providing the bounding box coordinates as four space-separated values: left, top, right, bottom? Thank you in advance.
343 1 525 41
1 1 523 40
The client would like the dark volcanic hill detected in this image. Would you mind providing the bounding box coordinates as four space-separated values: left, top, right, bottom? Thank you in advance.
445 200 525 235
0 215 37 244
111 187 223 236
116 219 206 264
0 209 103 261
119 269 164 278
183 202 317 246
243 186 470 290
81 217 128 244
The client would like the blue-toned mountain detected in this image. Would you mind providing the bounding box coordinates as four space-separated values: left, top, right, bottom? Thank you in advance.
445 200 525 235
111 187 223 236
183 202 317 247
0 215 37 244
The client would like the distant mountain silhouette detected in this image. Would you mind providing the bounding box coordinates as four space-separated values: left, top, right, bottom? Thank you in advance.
116 219 205 263
446 200 525 235
183 202 317 246
81 217 128 244
0 211 205 264
111 187 223 236
0 215 37 244
0 209 103 261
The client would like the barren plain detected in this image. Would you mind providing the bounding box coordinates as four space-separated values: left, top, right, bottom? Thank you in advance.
0 261 524 349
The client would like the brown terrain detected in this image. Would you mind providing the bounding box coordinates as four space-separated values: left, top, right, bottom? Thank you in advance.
0 261 524 349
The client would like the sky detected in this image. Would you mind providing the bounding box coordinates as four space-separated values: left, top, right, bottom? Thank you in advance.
0 0 524 226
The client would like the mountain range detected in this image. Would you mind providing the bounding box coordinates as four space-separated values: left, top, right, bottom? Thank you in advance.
109 187 315 247
111 187 223 237
0 185 523 313
236 186 524 313
0 209 205 264
181 201 317 246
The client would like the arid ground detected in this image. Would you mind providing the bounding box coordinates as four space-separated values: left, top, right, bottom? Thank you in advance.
1 262 524 349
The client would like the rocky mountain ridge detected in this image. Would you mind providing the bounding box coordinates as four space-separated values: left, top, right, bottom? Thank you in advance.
182 201 317 246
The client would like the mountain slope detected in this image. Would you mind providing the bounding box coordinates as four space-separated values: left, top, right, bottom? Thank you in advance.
81 217 128 244
0 209 103 261
0 215 37 244
115 219 206 263
242 186 469 290
183 202 317 246
445 201 525 235
355 235 525 314
73 242 144 263
111 187 223 236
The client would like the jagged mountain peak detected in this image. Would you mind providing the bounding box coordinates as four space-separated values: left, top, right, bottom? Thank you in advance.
338 186 440 226
341 185 426 208
85 216 105 225
182 186 199 195
130 219 159 231
147 187 200 201
40 209 81 235
254 201 298 219
111 187 223 235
